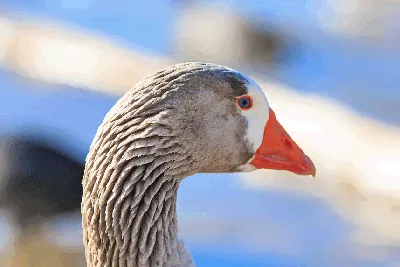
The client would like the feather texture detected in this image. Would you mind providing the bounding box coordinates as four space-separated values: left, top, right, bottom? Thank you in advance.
82 63 256 267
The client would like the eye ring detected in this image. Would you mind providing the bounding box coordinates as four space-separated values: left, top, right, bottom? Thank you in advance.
236 95 253 110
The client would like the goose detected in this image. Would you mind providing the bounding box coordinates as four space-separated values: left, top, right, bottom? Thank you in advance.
81 62 316 267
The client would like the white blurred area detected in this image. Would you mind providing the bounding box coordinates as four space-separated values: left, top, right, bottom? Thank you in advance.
0 14 170 94
0 1 400 265
315 0 400 46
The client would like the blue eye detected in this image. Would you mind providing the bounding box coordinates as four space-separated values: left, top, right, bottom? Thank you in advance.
237 96 253 110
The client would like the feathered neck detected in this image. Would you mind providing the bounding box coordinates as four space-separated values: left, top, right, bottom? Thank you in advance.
81 101 198 267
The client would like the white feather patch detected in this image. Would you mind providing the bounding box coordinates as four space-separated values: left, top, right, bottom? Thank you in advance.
236 75 270 172
241 76 270 151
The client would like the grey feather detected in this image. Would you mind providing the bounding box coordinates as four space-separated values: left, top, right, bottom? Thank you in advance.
82 62 255 267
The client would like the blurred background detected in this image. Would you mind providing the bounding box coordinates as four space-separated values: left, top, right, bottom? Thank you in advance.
0 0 399 266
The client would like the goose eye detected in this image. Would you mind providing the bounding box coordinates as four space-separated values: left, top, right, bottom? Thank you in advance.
237 96 253 110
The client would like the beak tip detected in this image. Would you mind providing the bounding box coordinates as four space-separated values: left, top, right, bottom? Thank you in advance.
311 167 316 178
303 168 316 178
303 155 316 178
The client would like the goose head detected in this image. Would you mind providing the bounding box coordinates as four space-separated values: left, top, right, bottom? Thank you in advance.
82 62 315 267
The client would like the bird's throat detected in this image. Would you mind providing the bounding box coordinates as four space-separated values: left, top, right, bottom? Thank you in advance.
82 135 196 266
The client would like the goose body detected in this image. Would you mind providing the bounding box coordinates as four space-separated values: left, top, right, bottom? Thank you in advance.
82 62 315 267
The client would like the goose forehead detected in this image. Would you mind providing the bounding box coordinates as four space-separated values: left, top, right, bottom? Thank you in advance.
240 75 270 152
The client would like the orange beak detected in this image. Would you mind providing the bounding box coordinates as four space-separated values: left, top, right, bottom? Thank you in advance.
250 109 316 177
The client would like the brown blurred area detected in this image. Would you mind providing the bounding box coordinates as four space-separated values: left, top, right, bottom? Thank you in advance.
0 1 399 266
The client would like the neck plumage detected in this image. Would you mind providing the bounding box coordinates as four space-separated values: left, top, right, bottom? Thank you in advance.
82 107 197 267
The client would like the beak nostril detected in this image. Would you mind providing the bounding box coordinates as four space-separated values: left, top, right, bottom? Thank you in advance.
283 138 292 149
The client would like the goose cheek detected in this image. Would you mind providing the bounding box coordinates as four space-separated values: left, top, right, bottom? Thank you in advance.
250 109 316 177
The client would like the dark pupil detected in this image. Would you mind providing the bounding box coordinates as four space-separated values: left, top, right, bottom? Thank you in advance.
239 98 250 108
